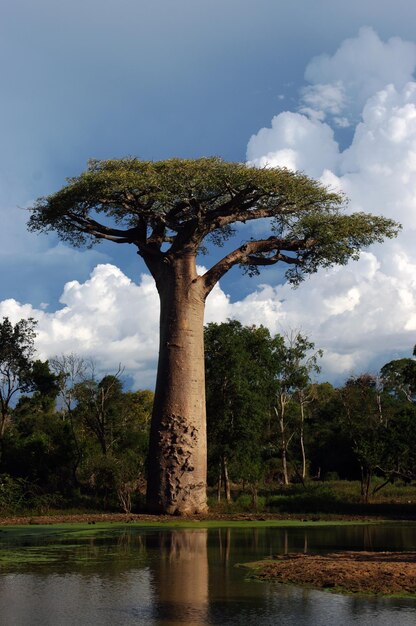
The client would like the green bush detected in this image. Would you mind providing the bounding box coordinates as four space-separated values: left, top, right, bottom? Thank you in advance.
235 493 266 511
0 474 25 513
266 483 340 513
324 471 340 481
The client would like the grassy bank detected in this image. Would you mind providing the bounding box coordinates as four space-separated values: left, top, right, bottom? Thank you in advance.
208 480 416 518
1 480 416 522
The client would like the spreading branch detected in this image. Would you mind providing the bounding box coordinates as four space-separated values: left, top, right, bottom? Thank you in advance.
66 213 141 243
202 237 315 294
28 157 400 291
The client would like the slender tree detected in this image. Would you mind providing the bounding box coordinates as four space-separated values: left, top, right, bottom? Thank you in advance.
50 353 90 416
339 374 392 502
381 347 416 405
74 368 124 456
0 317 37 451
292 341 322 481
28 157 399 513
272 332 321 484
205 321 277 502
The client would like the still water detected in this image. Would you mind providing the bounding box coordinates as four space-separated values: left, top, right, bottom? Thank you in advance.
0 523 416 625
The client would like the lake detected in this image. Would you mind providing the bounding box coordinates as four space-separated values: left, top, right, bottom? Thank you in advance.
0 522 415 625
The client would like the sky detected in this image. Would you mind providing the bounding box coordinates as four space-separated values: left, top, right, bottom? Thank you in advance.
2 0 416 388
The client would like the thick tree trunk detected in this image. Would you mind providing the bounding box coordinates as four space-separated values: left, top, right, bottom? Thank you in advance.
146 255 208 514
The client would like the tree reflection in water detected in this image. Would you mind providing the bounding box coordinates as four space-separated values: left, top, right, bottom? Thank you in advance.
153 530 208 625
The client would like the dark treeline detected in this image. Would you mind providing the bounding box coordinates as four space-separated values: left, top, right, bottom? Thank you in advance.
0 317 153 513
1 316 415 514
206 321 416 506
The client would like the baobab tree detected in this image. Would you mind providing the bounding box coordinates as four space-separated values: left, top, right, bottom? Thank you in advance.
28 157 398 514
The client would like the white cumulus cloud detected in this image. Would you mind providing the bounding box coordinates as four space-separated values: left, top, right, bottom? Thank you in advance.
0 265 159 389
244 29 416 382
246 111 340 178
301 27 416 124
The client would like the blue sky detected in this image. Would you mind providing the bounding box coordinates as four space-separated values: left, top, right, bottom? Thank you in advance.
2 1 416 387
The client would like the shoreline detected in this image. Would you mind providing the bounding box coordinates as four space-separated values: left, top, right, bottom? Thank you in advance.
0 511 395 527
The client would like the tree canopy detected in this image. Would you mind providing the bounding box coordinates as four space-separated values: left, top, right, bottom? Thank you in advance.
28 157 399 289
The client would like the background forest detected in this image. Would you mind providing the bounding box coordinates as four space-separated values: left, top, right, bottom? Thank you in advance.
1 316 415 516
